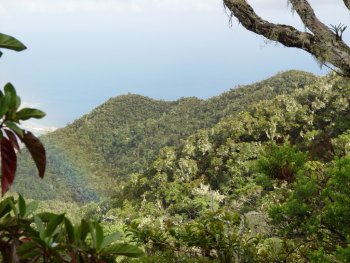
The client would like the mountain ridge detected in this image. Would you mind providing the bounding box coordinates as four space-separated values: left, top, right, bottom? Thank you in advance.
13 70 318 202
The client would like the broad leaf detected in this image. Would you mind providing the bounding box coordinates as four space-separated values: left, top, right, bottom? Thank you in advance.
5 121 23 138
1 137 17 196
20 131 46 178
0 33 27 52
18 193 26 218
4 129 20 151
34 215 45 239
45 213 65 237
64 218 75 244
4 83 17 109
95 222 104 251
16 108 46 121
100 232 122 250
37 212 60 222
25 200 39 217
17 241 39 259
77 219 90 242
104 243 144 257
0 91 11 117
0 197 13 218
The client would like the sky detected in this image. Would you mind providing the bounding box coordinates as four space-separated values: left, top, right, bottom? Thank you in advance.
0 0 349 130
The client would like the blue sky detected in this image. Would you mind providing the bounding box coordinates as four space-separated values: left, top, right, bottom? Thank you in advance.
0 0 349 130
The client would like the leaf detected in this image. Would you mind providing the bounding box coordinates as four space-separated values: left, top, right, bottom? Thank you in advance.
44 213 65 238
103 243 144 258
18 193 26 218
17 241 39 259
0 33 27 52
77 219 90 242
64 218 75 244
5 122 23 138
1 137 17 196
0 91 11 117
15 95 21 109
95 222 104 251
16 108 46 121
100 232 122 250
37 212 59 222
0 197 13 218
25 200 39 217
34 215 44 238
20 131 46 178
4 83 17 109
4 129 20 151
88 221 97 248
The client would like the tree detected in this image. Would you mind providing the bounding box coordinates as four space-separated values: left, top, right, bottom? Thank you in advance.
0 33 46 196
223 0 350 77
0 33 144 262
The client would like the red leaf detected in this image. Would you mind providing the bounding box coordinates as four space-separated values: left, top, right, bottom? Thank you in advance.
1 137 17 196
21 131 46 178
4 129 20 152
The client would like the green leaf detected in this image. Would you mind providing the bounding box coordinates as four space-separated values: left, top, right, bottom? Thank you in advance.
15 95 21 109
0 197 13 218
64 218 75 244
88 221 97 248
5 121 23 138
25 200 39 217
34 215 45 238
0 91 11 117
21 131 46 178
100 232 122 250
4 83 17 109
103 243 144 257
95 222 104 251
37 212 58 222
44 213 65 237
18 194 26 218
16 108 46 121
0 33 27 52
77 219 90 242
17 241 39 259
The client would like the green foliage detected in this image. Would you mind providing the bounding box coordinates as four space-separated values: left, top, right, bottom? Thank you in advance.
112 73 350 262
0 195 143 262
0 33 26 57
256 144 307 183
0 33 46 196
14 71 317 202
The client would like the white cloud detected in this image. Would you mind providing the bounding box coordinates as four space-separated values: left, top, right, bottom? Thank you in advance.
21 121 57 136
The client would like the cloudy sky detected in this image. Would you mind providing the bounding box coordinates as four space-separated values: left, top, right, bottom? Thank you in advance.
0 0 349 129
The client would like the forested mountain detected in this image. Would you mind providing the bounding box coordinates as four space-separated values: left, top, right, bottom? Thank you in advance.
8 71 350 261
110 73 350 262
13 70 316 202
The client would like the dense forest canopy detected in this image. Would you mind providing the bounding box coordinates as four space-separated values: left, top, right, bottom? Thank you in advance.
0 1 350 262
13 70 316 202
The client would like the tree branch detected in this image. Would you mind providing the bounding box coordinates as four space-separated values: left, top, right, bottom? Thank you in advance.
223 0 315 51
224 0 350 77
289 0 334 37
343 0 350 10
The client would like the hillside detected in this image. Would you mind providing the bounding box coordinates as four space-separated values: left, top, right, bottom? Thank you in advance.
13 70 317 202
109 73 350 262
